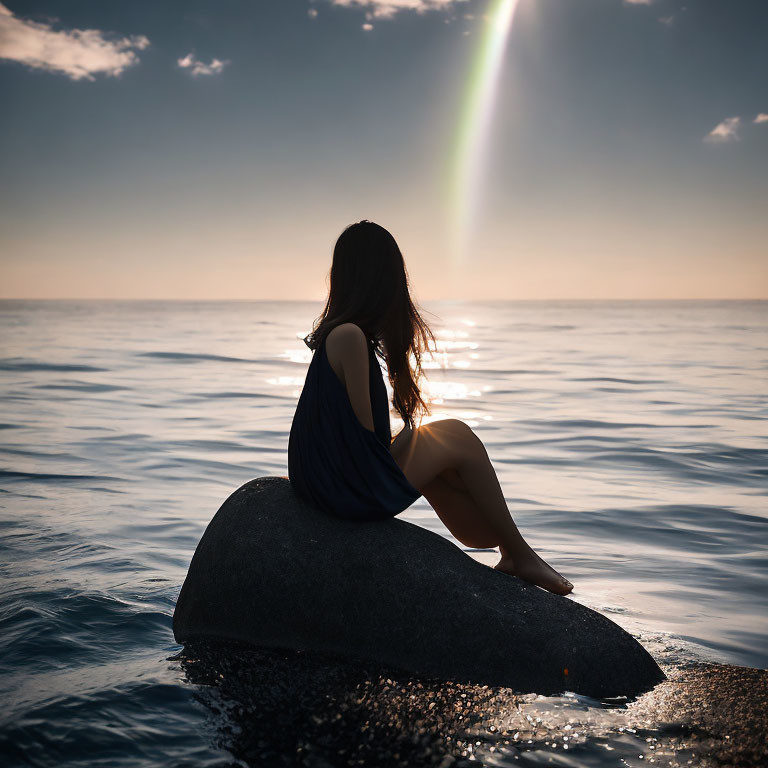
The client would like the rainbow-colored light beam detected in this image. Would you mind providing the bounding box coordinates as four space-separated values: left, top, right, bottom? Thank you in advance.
448 0 521 263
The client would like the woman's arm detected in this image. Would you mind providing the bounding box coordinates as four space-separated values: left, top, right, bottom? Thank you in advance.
325 323 376 432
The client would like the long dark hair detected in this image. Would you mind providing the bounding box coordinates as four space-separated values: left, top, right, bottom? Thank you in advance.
304 220 435 428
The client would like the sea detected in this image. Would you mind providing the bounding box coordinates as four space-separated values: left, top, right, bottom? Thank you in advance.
1 299 766 767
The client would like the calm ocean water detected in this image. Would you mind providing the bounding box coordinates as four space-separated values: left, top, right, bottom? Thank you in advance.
1 299 766 767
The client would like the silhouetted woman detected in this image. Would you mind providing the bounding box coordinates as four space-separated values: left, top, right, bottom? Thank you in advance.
288 220 573 596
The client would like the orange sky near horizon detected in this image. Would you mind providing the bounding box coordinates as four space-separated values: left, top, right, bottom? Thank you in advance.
2 205 766 300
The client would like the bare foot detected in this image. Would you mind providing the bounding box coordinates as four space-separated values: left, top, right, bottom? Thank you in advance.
494 550 573 596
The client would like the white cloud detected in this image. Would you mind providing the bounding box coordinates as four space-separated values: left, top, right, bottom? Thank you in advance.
704 116 741 144
0 2 148 80
328 0 467 20
326 0 660 24
308 8 319 18
754 113 768 124
362 22 374 30
327 0 671 20
658 15 675 25
330 0 660 17
177 53 228 77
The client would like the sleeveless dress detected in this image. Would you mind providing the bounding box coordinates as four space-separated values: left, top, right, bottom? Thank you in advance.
288 334 421 521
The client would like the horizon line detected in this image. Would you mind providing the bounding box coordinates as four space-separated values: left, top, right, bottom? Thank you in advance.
1 297 766 303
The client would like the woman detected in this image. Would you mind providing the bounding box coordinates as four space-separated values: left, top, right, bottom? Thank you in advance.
288 220 573 596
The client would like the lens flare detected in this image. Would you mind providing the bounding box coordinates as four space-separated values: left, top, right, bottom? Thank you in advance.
447 0 521 263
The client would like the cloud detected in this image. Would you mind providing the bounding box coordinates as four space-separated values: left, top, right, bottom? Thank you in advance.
327 0 467 20
308 8 319 18
704 117 741 144
327 0 658 24
177 53 228 77
0 2 148 80
362 22 374 30
754 113 768 124
658 15 675 25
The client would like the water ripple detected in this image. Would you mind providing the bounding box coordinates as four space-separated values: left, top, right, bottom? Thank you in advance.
1 299 766 768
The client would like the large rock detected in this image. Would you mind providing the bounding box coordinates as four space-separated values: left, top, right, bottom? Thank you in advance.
173 477 665 698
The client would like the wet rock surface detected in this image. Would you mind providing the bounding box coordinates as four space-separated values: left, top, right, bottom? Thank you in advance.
173 476 664 699
175 642 767 768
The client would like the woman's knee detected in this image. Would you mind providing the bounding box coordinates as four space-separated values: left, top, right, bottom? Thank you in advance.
432 418 483 452
401 419 490 491
416 418 485 470
425 417 476 440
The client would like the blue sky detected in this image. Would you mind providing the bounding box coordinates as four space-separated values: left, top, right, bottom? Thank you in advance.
1 0 766 299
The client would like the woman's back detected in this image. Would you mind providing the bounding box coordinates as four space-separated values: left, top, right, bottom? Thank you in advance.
286 219 572 594
288 324 421 521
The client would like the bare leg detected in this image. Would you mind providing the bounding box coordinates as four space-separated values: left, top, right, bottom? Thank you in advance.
392 419 573 595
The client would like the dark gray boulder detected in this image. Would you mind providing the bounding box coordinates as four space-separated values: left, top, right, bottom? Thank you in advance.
173 476 665 698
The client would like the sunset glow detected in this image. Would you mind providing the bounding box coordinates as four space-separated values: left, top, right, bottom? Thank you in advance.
0 0 766 299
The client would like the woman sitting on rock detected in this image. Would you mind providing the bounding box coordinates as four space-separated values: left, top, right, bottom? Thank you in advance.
288 220 572 596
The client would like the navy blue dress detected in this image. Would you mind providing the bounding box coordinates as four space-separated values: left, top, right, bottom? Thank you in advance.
288 333 421 521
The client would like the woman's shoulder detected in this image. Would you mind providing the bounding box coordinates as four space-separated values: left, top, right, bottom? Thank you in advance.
325 324 371 365
324 323 372 384
325 322 369 347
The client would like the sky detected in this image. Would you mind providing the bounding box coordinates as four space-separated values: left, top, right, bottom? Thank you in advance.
0 0 767 300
